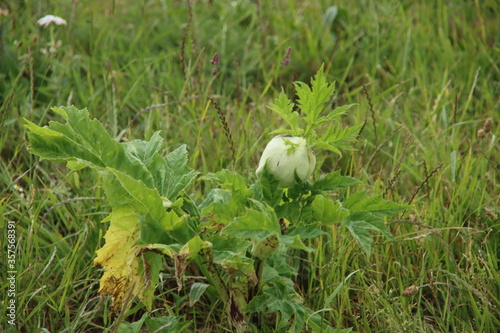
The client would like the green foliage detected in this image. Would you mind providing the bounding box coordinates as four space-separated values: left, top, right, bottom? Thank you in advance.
25 107 200 311
25 85 405 330
270 65 360 156
6 1 498 331
118 313 191 333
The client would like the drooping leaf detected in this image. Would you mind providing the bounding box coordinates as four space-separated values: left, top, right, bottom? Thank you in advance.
349 211 394 239
93 207 158 311
341 192 405 255
286 225 329 239
180 235 211 259
342 211 396 256
171 236 212 291
281 234 314 252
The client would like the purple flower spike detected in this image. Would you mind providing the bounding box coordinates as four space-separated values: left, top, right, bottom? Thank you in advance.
210 52 220 65
281 47 292 66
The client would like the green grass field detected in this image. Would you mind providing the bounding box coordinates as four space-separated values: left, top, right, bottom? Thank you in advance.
1 0 499 332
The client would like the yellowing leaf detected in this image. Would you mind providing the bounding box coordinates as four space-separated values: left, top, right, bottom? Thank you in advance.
93 207 150 311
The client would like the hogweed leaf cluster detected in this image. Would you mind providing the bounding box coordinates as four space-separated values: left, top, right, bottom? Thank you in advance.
25 107 199 311
24 69 405 332
270 64 360 156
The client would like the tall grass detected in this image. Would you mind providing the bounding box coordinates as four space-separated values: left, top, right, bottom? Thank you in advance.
1 0 498 332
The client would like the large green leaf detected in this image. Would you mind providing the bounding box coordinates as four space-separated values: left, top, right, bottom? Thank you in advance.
343 220 376 256
157 145 199 200
311 195 349 225
203 169 252 199
222 208 281 239
340 192 406 256
200 189 246 225
213 250 256 277
343 191 407 218
25 106 154 185
313 170 361 192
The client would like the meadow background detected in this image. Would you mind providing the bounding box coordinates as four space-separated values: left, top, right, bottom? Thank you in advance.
1 0 499 332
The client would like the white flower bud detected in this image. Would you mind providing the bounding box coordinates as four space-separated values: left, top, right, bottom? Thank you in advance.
256 136 316 188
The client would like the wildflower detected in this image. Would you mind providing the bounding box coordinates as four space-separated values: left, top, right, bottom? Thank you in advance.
210 52 220 74
280 47 292 66
256 135 316 188
210 52 220 65
37 15 67 28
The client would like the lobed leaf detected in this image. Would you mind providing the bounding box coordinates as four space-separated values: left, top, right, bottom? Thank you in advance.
316 123 363 156
343 191 407 218
295 64 335 125
313 170 361 191
25 107 154 184
254 166 284 208
312 195 349 225
268 90 302 135
314 104 357 125
222 208 281 239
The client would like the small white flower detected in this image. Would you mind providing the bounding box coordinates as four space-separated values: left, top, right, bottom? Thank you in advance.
37 15 67 28
256 136 316 188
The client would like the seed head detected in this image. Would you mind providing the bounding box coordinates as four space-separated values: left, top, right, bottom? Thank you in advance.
402 285 419 297
482 118 493 133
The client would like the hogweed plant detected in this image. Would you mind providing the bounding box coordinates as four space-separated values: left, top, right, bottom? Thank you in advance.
25 66 405 332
